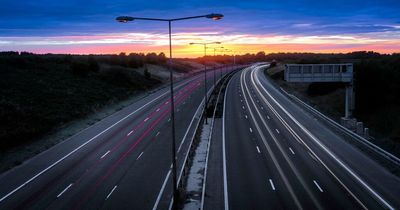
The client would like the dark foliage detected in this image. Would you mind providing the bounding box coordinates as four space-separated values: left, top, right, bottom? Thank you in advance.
307 83 345 96
0 52 162 151
266 51 400 151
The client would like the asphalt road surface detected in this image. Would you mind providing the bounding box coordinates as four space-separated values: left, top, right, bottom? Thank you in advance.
221 64 400 210
1 63 399 210
0 66 234 210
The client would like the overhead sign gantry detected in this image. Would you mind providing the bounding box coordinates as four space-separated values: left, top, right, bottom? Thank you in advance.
285 63 354 118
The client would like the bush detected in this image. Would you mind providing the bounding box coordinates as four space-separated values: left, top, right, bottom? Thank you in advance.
100 67 134 86
144 65 151 79
70 61 91 76
307 82 345 96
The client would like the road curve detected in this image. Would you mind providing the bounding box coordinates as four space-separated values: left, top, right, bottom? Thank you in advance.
0 67 234 210
221 64 400 210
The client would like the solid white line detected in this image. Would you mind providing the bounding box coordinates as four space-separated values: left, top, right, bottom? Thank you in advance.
106 185 118 200
127 130 133 136
289 147 295 155
57 183 73 198
156 131 160 137
241 67 303 209
201 79 225 210
313 180 324 192
275 129 280 134
136 152 144 160
222 76 232 210
290 93 400 165
0 74 202 204
154 83 215 210
256 146 261 153
152 169 171 210
308 152 318 162
100 150 110 159
144 117 150 122
269 179 276 191
251 67 376 209
0 82 179 203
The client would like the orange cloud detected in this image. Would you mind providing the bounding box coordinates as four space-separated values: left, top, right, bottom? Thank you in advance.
1 32 399 57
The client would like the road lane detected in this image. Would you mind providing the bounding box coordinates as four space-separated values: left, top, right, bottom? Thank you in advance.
231 63 400 210
224 72 291 210
241 66 362 209
0 67 234 210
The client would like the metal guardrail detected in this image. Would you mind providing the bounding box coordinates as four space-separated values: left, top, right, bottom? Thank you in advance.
168 67 244 210
283 90 400 166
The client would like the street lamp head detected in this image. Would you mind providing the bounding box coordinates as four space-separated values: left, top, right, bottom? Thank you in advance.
206 13 224 20
116 16 134 23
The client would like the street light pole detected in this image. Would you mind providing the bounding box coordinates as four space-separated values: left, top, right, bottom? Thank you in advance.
206 46 224 86
167 20 179 209
190 42 221 124
116 13 223 210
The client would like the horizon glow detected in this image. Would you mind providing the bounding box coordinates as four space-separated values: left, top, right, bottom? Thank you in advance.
0 0 399 57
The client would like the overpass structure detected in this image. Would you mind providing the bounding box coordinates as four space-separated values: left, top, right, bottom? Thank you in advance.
285 63 354 118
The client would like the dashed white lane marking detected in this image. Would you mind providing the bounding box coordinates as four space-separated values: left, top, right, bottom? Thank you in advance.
245 115 248 119
240 99 243 102
106 185 118 200
156 131 160 137
267 115 270 119
101 150 111 159
168 118 171 122
289 147 295 155
261 106 264 110
156 108 160 112
57 183 73 198
269 179 276 191
275 129 280 134
249 128 253 133
127 130 134 136
165 101 169 104
256 146 261 153
242 106 245 109
137 152 144 160
313 180 324 192
144 117 150 122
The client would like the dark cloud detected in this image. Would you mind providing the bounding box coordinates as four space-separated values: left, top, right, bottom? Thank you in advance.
0 0 399 37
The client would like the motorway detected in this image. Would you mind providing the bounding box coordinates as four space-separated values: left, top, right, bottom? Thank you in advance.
220 64 400 210
1 63 399 210
0 66 233 210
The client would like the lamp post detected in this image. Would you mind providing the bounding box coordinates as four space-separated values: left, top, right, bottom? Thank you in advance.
116 13 223 209
222 49 236 72
206 46 224 86
189 41 221 124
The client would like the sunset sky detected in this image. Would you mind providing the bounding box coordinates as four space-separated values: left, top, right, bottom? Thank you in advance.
0 0 399 57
